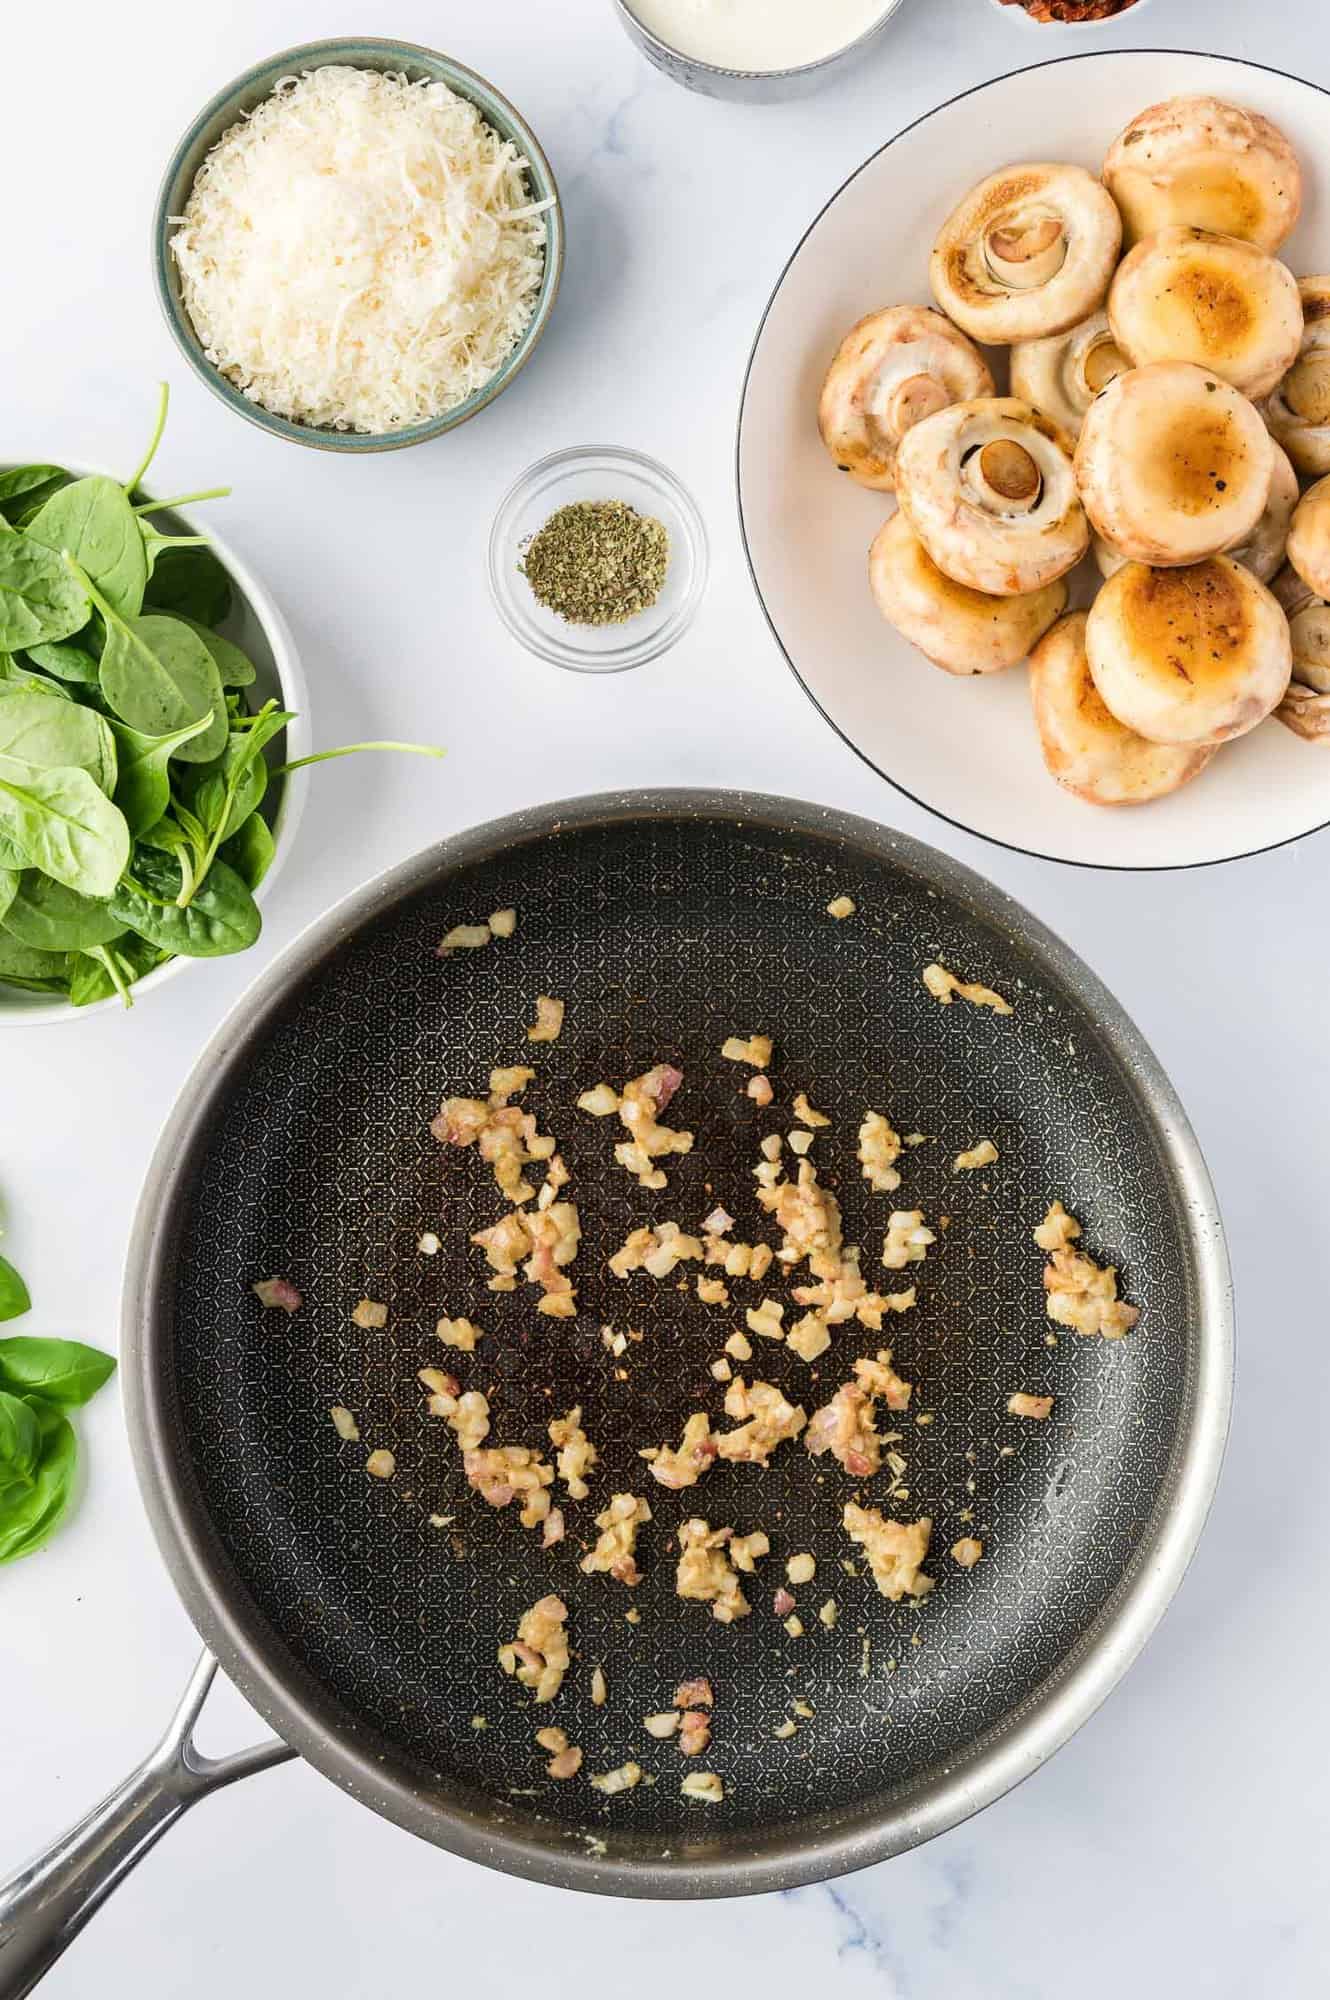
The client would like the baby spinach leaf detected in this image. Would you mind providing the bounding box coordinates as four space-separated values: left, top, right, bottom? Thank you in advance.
0 534 90 650
28 476 148 621
0 833 28 870
176 615 256 688
92 602 226 765
143 543 232 627
222 811 276 890
0 1337 116 1406
0 935 68 984
109 711 212 835
0 1255 30 1321
0 653 74 701
0 1389 41 1489
110 846 259 957
0 866 17 924
68 934 162 1007
0 685 117 792
1 873 124 951
0 1401 76 1563
26 640 100 685
0 765 130 897
0 465 67 511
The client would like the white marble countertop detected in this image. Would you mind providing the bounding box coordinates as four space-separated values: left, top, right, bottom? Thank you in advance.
2 1 1327 1993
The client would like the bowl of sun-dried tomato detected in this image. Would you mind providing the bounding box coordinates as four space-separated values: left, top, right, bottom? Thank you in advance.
989 0 1151 25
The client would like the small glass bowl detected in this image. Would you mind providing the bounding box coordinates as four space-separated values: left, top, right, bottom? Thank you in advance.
488 446 709 672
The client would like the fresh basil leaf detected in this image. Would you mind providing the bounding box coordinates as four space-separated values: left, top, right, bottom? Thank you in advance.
0 536 90 651
96 611 226 764
1 873 124 951
0 764 130 898
0 1388 40 1482
0 1403 76 1563
0 1255 31 1322
221 810 276 890
26 640 100 686
110 846 259 958
0 1336 116 1406
142 544 232 627
27 477 148 622
0 685 117 793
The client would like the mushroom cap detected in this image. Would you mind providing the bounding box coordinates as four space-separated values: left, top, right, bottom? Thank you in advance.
895 396 1088 597
1271 564 1330 741
1273 563 1330 692
1103 94 1302 253
1029 610 1216 805
818 306 994 493
1091 442 1295 583
1262 277 1330 478
930 162 1122 344
1086 555 1292 746
1108 227 1303 401
1286 475 1330 602
1075 362 1274 567
868 508 1067 676
1009 311 1129 441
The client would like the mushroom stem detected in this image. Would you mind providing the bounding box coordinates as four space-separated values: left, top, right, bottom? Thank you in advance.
985 215 1067 291
976 439 1042 507
1082 335 1127 394
887 372 951 436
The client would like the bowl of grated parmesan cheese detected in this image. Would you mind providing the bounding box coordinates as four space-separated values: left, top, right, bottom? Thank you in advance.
154 42 563 450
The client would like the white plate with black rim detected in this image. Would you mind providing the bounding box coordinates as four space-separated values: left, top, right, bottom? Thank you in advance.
737 51 1330 871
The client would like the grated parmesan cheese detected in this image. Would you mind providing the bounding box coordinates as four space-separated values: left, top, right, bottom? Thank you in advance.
171 67 553 434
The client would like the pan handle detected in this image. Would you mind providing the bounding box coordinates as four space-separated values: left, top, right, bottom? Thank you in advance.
0 1649 295 1999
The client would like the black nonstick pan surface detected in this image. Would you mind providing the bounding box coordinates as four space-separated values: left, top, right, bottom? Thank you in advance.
123 790 1231 1896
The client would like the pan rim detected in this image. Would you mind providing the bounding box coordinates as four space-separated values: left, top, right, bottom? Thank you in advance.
121 787 1233 1897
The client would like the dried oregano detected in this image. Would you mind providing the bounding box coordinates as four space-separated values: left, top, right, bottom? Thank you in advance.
520 500 669 626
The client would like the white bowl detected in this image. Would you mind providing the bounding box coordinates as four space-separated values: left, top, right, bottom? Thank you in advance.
738 49 1329 872
0 474 309 1025
985 0 1154 29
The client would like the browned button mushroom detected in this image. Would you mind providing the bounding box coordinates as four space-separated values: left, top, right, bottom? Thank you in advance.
868 508 1067 676
895 396 1087 596
1108 227 1303 401
1093 438 1297 584
1103 94 1302 253
1286 475 1330 601
1263 277 1330 476
817 305 993 492
1075 362 1274 567
1086 555 1291 746
930 163 1121 344
1010 311 1128 441
1272 563 1330 741
1029 611 1216 805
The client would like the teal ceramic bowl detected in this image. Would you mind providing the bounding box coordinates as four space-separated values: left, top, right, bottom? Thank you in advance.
152 38 564 453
